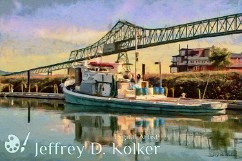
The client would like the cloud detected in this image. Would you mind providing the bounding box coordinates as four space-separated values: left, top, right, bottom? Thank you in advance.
0 0 16 16
2 0 240 30
0 51 68 72
0 33 76 58
0 0 79 17
239 0 242 12
36 27 107 45
1 0 240 34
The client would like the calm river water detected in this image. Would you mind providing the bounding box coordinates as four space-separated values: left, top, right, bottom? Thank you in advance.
0 97 242 161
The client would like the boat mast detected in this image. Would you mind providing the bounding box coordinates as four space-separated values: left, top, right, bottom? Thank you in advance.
135 27 138 84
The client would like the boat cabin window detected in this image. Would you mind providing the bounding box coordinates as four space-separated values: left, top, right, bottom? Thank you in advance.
87 68 95 71
99 68 108 72
87 67 110 72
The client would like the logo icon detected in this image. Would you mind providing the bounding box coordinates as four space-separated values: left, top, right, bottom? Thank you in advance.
5 132 30 153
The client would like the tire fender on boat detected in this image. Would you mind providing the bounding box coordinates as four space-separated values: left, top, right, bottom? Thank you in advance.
98 83 111 97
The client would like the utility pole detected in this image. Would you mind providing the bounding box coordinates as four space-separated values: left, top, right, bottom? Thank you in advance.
155 61 162 87
159 61 162 87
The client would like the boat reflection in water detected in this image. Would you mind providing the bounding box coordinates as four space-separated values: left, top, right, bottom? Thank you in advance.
62 103 242 160
1 97 242 160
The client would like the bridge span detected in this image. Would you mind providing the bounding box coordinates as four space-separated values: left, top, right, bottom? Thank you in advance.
3 13 242 76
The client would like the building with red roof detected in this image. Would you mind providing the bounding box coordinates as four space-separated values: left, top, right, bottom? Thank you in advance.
170 47 242 73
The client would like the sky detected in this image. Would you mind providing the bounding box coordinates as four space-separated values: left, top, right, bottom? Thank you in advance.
0 0 242 73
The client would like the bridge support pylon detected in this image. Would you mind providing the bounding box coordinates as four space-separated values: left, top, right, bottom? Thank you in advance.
47 71 52 76
27 70 30 93
116 52 131 72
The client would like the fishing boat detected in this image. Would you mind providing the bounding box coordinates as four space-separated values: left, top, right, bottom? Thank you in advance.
62 61 227 115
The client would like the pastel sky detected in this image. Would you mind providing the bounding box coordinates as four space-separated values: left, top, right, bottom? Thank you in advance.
0 0 242 73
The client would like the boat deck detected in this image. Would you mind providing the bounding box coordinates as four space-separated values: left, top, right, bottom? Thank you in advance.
128 95 216 106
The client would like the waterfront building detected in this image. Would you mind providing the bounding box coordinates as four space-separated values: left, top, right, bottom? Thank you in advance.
229 53 242 71
170 47 242 73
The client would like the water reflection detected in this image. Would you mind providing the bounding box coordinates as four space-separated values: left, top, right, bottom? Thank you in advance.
210 126 234 156
1 97 242 160
62 103 242 160
0 97 64 110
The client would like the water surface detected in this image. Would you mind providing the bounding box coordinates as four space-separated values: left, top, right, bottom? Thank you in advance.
0 97 242 161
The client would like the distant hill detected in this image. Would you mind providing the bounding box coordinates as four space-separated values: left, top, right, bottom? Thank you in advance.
0 70 7 76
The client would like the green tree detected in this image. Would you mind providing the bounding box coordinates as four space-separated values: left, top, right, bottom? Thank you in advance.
209 46 231 70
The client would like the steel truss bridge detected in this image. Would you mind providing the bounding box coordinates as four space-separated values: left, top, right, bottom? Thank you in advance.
3 13 242 76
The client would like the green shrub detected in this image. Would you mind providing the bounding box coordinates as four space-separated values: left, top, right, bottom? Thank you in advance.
146 71 242 100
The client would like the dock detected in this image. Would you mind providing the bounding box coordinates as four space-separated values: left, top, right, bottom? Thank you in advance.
207 99 242 110
0 92 64 100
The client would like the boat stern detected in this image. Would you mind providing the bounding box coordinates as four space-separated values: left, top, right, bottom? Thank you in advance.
202 102 228 110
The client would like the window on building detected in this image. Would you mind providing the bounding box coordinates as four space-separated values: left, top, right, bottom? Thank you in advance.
202 66 207 70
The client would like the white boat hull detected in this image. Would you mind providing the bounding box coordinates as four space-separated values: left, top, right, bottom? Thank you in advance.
63 87 227 115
